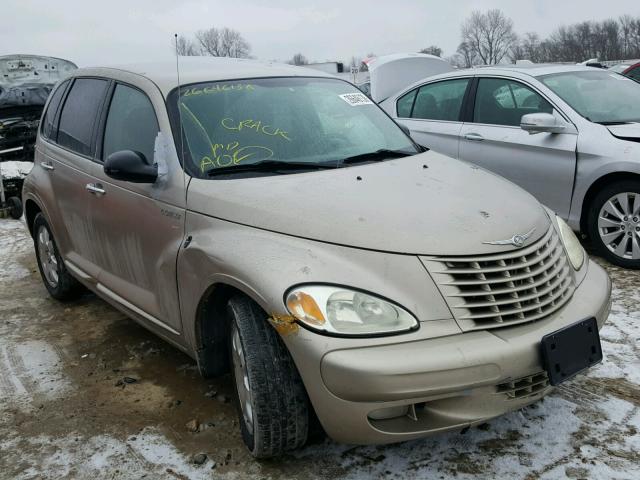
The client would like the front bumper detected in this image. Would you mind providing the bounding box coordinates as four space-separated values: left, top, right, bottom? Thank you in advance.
283 260 611 445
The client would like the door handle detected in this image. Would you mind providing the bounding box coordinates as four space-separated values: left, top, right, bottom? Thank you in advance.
41 161 55 171
464 133 485 142
85 183 106 195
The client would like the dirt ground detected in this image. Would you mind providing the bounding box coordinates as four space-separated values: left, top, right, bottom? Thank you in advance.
1 218 639 480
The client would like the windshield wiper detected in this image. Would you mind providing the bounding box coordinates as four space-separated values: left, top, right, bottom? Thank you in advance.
339 149 415 165
207 160 338 177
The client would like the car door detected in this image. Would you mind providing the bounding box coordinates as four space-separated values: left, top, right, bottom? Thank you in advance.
458 77 578 218
395 78 471 158
43 77 110 281
89 82 185 334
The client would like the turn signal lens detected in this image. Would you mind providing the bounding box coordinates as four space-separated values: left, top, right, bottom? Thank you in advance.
286 291 326 326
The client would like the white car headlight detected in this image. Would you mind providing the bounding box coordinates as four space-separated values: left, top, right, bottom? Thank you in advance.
285 286 419 336
556 216 585 270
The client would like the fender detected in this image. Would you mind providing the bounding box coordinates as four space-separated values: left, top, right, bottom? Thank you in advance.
569 159 640 231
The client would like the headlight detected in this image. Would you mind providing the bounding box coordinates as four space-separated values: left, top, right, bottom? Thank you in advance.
556 216 585 270
285 286 419 336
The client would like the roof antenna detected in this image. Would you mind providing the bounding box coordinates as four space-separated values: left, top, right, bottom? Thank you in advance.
174 33 188 205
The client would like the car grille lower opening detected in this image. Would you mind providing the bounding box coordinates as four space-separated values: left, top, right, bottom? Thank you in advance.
424 226 575 331
497 372 550 399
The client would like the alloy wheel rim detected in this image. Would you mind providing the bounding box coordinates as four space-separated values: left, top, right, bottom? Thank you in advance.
231 324 254 432
37 226 59 287
598 192 640 260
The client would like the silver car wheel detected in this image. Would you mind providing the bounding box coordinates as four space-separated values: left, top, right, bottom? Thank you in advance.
231 323 254 432
598 192 640 260
37 225 60 287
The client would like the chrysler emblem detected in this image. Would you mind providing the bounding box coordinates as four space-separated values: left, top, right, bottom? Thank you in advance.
483 228 536 248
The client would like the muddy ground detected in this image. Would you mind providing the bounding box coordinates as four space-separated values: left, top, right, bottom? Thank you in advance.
1 218 639 479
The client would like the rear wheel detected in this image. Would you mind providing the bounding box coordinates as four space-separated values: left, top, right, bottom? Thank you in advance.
227 295 308 458
587 180 640 269
33 213 84 300
7 196 23 219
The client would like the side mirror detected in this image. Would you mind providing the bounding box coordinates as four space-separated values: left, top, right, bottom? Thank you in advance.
104 150 157 183
520 113 566 135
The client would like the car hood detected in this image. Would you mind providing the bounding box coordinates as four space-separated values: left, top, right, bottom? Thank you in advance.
187 151 550 256
607 124 640 142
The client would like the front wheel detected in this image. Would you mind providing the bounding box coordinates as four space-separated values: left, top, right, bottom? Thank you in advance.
587 180 640 269
227 295 309 458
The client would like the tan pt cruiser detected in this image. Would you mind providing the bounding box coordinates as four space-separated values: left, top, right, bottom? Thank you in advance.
22 57 612 458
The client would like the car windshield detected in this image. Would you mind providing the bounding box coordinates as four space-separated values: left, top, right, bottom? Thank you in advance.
167 77 418 177
539 70 640 124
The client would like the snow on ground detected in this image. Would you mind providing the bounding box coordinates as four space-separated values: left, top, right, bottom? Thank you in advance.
0 218 639 479
0 160 33 179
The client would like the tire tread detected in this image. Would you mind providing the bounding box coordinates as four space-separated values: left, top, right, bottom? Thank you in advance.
228 295 308 457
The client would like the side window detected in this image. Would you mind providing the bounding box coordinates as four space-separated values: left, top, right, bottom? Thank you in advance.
41 80 69 140
57 78 108 155
474 78 554 127
396 89 417 118
628 67 640 82
103 84 159 165
410 79 470 121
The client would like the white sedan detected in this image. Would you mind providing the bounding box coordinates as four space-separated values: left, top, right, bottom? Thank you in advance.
381 65 640 268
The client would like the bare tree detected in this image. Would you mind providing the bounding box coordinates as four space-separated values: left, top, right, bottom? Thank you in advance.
620 15 634 57
419 46 443 57
288 53 309 66
175 35 200 56
461 9 517 65
455 41 477 68
521 32 543 63
220 28 251 58
195 27 251 58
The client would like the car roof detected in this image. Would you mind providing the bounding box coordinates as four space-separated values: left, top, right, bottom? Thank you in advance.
424 64 605 82
70 57 335 97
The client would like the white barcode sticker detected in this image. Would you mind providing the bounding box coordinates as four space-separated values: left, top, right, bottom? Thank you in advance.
339 92 373 106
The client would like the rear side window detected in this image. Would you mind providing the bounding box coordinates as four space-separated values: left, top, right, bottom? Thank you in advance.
102 84 159 164
396 89 417 118
473 78 553 127
628 67 640 82
57 78 108 156
410 79 469 121
41 80 69 139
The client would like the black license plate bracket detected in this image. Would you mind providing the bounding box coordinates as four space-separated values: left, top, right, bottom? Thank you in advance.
540 317 602 386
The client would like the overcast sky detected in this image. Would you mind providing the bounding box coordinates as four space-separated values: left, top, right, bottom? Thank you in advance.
2 0 639 67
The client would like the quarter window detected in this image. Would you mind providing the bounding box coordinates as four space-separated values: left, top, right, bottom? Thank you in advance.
57 78 108 156
396 89 417 118
103 84 159 164
473 78 553 127
41 80 69 140
409 79 470 121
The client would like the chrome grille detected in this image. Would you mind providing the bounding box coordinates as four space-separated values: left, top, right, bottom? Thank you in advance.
497 372 550 399
424 226 574 331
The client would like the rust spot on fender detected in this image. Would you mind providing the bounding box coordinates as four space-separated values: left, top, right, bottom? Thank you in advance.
269 313 299 335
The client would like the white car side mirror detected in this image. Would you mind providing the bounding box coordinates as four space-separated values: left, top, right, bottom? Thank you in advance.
521 113 566 135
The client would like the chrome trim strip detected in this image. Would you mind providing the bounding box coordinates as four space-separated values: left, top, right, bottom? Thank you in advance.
96 283 180 336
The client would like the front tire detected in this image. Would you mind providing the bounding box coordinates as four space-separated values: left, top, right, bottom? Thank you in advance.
33 213 84 300
227 295 308 458
587 180 640 269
